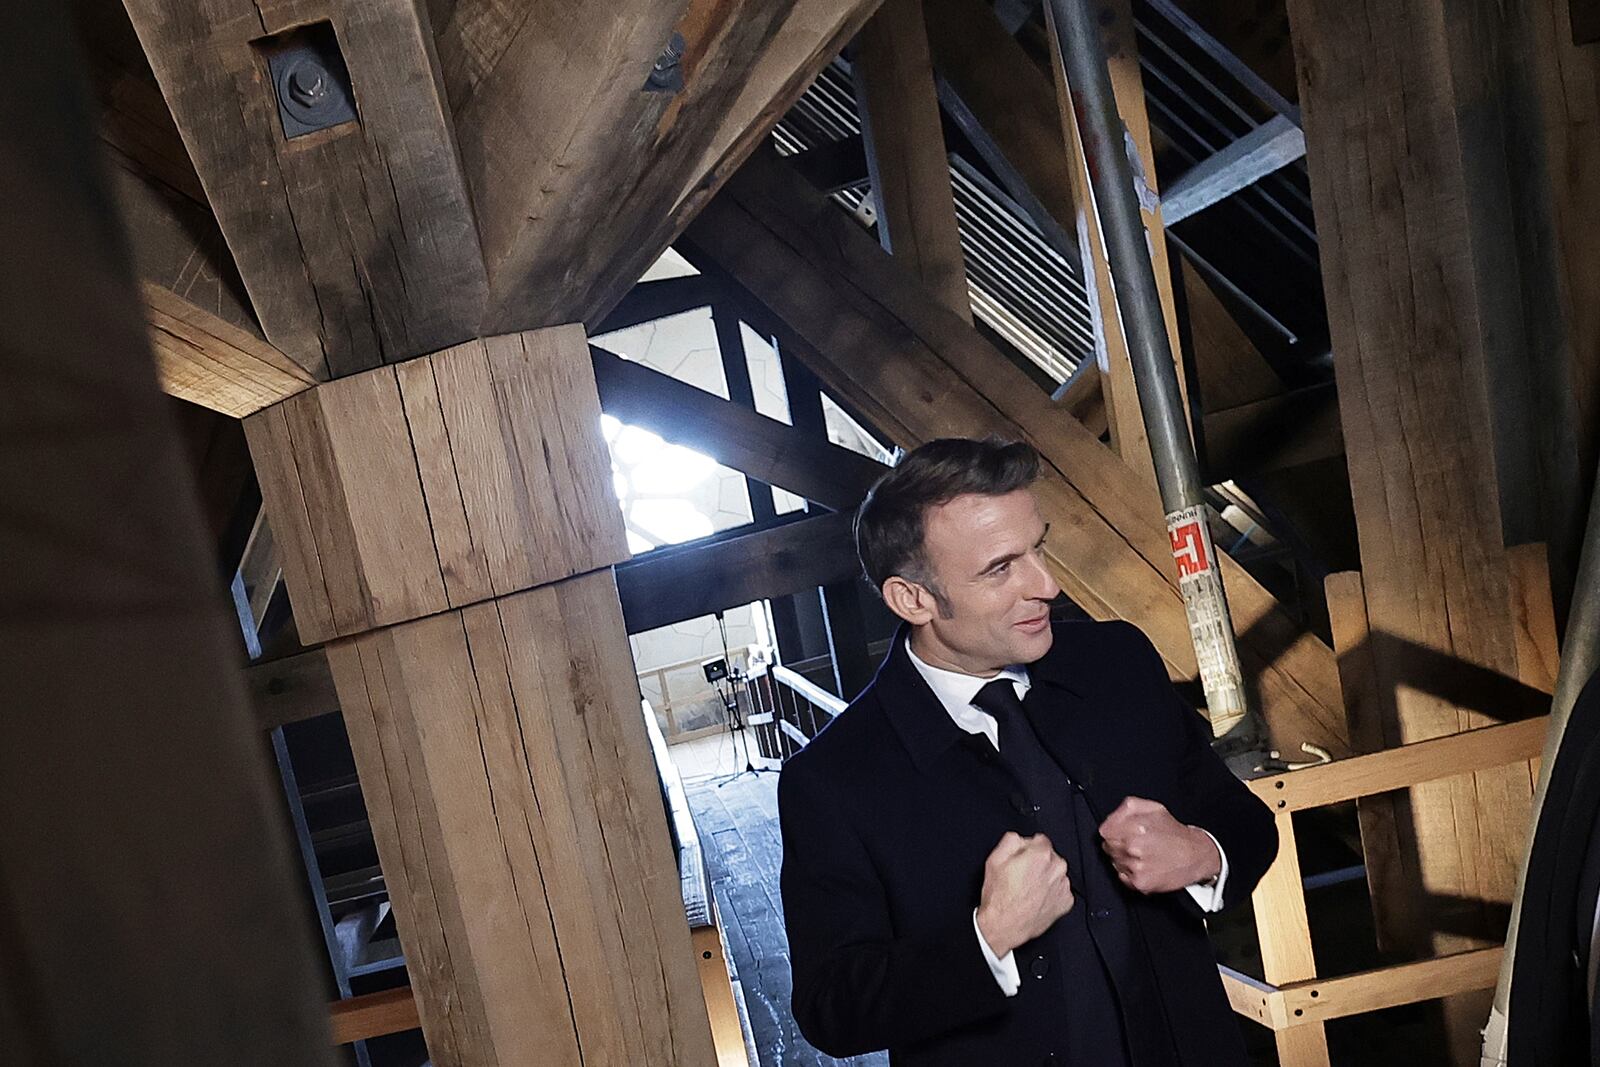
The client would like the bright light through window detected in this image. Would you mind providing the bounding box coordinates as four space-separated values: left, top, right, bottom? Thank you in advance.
601 413 736 554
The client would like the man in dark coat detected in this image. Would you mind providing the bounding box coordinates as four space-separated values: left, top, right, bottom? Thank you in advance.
778 438 1277 1066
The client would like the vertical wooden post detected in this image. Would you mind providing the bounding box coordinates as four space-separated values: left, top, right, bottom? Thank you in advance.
246 327 717 1066
0 0 339 1061
1252 814 1330 1067
1288 0 1550 1056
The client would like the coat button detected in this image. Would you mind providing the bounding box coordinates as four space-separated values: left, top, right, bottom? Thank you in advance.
1030 955 1049 979
1091 908 1111 920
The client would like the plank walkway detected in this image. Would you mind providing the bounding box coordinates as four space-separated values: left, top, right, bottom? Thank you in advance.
685 768 888 1067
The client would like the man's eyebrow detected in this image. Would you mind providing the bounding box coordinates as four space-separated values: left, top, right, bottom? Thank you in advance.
977 525 1050 575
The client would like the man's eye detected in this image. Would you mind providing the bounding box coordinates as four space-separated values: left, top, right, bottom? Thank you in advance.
992 561 1011 576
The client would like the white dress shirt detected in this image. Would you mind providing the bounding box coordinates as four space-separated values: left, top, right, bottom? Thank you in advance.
904 639 1230 997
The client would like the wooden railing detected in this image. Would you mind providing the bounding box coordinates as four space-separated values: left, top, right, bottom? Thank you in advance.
748 662 847 759
1221 715 1549 1066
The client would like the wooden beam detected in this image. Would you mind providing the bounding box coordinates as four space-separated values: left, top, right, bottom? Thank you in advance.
1248 718 1550 815
682 151 1349 758
249 647 340 731
1161 115 1307 225
0 0 338 1058
853 0 971 319
328 987 420 1045
251 327 716 1066
1276 948 1502 1027
1324 570 1419 955
1288 11 1543 1053
590 345 885 511
245 327 628 644
590 0 883 329
122 0 489 378
616 511 861 633
107 156 316 415
144 282 316 416
79 3 318 414
444 0 882 333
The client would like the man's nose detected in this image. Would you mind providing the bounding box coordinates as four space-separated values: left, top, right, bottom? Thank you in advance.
1024 551 1061 600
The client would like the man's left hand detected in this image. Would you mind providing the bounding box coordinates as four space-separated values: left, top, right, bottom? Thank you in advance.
1098 796 1221 895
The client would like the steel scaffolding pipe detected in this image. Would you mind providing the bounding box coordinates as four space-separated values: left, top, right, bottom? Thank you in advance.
1043 0 1264 754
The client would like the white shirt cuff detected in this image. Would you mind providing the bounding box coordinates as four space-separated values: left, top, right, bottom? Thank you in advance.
973 908 1021 996
1184 829 1229 913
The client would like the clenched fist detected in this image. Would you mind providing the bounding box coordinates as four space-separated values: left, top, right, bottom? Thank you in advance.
1098 796 1221 895
974 832 1075 958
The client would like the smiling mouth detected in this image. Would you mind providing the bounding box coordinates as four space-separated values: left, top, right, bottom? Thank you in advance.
1016 614 1049 630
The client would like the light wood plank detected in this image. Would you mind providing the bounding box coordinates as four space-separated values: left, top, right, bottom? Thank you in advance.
1277 948 1502 1026
1248 718 1550 814
1218 966 1285 1031
694 919 751 1067
1251 812 1329 1066
145 283 316 416
328 988 420 1045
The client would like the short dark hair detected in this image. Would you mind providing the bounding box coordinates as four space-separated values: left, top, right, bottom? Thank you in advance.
855 437 1041 599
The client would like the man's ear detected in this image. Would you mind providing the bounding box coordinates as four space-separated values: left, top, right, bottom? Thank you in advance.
882 576 936 626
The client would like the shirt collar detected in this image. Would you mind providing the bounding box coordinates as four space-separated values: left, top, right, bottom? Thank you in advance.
904 637 1029 751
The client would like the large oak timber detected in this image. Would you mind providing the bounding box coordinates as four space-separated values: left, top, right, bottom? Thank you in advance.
0 0 338 1059
853 0 971 320
1288 0 1544 1056
682 151 1349 758
122 0 489 378
245 325 716 1066
617 511 862 633
438 0 882 331
75 0 318 416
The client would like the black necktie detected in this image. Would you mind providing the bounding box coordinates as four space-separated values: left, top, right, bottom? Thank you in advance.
971 678 1069 790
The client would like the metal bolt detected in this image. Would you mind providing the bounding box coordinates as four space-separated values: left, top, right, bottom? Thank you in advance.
288 64 329 107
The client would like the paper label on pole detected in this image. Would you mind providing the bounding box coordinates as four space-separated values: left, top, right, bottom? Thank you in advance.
1167 505 1247 733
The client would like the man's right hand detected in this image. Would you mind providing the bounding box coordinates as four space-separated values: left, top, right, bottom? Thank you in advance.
974 832 1075 958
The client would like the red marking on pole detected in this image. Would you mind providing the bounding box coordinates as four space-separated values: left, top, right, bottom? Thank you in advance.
1170 520 1209 578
